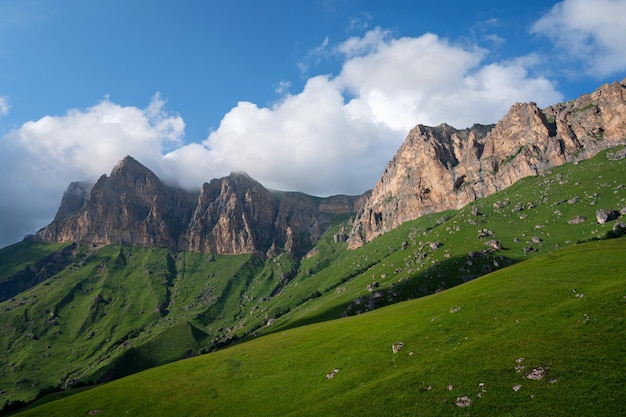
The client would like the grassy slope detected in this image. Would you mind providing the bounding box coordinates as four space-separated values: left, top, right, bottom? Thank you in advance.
1 146 625 408
16 237 626 416
0 242 69 283
267 147 626 331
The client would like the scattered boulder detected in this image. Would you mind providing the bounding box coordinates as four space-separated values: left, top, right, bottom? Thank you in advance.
477 229 494 238
392 342 404 354
526 367 547 380
568 196 579 204
530 236 543 244
326 368 340 379
523 246 537 255
485 240 503 250
607 148 626 160
455 396 472 407
366 282 379 292
610 221 626 238
596 209 621 224
429 241 442 250
568 215 587 224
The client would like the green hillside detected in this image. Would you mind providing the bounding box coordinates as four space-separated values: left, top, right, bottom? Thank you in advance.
14 237 626 416
1 146 625 412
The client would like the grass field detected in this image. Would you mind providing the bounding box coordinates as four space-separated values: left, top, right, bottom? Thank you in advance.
14 237 626 416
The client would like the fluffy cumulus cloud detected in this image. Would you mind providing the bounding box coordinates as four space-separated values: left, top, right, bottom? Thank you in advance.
335 29 561 132
194 29 561 198
531 0 626 77
180 75 398 196
0 94 184 246
0 26 567 247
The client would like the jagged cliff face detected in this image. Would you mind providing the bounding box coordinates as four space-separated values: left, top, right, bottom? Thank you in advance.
38 80 626 253
38 157 197 248
348 79 626 248
37 157 365 257
179 173 276 254
53 181 93 221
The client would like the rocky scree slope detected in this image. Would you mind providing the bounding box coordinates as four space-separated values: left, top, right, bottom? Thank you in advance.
36 157 366 257
348 79 626 247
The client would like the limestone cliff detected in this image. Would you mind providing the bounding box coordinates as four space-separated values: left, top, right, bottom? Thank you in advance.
179 173 276 254
37 158 364 257
37 156 197 249
348 78 626 248
53 181 93 221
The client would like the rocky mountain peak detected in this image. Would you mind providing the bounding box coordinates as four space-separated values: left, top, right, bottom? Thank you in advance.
111 155 146 175
348 78 626 248
53 181 93 221
37 79 626 254
37 158 365 257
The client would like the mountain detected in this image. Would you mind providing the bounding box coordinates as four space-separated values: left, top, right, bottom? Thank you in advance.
348 78 626 247
2 79 626 413
36 80 626 254
37 156 196 250
36 157 365 258
13 237 626 417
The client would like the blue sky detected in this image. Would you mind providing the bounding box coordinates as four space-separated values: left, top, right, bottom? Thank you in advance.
1 0 625 247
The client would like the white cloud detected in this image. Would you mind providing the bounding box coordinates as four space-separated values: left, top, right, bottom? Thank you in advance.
0 94 184 246
347 11 373 32
531 0 626 77
0 96 9 116
336 31 561 132
189 75 398 196
274 80 292 95
187 30 561 196
0 29 564 247
297 36 330 76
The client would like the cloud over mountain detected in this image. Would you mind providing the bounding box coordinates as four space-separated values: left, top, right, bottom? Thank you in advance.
2 0 624 247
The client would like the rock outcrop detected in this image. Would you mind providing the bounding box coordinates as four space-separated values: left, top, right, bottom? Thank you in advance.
38 79 626 253
37 157 365 257
348 79 626 247
179 172 275 254
53 181 93 221
37 156 197 249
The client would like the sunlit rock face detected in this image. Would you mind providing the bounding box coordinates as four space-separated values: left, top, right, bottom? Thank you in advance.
37 157 365 257
348 79 626 248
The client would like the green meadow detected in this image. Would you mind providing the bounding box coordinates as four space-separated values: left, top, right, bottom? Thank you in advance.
1 146 625 415
14 237 626 416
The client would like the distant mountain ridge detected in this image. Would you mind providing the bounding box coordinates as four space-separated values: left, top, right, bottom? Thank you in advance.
36 157 366 257
36 79 626 254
